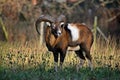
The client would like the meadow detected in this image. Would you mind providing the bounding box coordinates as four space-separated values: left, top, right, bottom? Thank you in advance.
0 37 120 80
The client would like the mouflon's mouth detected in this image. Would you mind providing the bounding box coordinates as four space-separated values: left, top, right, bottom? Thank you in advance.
56 30 62 36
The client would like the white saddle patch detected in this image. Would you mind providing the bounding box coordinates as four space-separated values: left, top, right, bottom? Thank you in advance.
68 24 79 41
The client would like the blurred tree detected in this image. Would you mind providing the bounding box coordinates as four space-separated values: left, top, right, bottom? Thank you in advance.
0 0 119 44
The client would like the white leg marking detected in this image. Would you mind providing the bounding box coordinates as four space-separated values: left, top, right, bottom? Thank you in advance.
88 60 93 71
80 59 85 68
77 59 85 72
54 62 58 72
67 24 79 41
60 62 63 70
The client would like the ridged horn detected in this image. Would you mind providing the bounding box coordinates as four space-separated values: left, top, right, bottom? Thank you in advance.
57 15 66 22
35 15 54 35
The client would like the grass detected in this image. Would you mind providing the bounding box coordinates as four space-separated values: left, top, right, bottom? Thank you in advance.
0 38 120 80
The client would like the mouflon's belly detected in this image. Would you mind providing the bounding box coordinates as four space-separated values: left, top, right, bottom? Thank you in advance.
67 46 80 51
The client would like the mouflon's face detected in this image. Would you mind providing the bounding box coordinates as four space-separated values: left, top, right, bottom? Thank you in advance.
46 15 66 37
50 21 65 37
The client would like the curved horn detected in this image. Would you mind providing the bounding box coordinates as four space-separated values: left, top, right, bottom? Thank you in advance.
57 15 66 22
35 15 54 35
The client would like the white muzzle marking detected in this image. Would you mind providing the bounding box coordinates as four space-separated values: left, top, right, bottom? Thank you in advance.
57 29 62 36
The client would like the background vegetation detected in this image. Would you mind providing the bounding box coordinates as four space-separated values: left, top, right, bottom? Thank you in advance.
0 0 120 80
0 0 120 43
0 37 120 80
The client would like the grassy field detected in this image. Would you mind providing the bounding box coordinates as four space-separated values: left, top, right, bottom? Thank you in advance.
0 38 120 80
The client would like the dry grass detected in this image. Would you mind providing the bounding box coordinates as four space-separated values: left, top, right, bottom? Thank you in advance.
0 37 120 80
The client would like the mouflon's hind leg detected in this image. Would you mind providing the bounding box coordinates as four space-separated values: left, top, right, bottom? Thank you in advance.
75 49 85 71
82 45 93 71
81 43 93 71
85 50 93 71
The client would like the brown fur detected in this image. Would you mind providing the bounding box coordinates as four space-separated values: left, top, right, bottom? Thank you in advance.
35 16 94 71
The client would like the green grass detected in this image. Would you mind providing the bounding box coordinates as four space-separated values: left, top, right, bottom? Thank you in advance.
0 39 120 80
